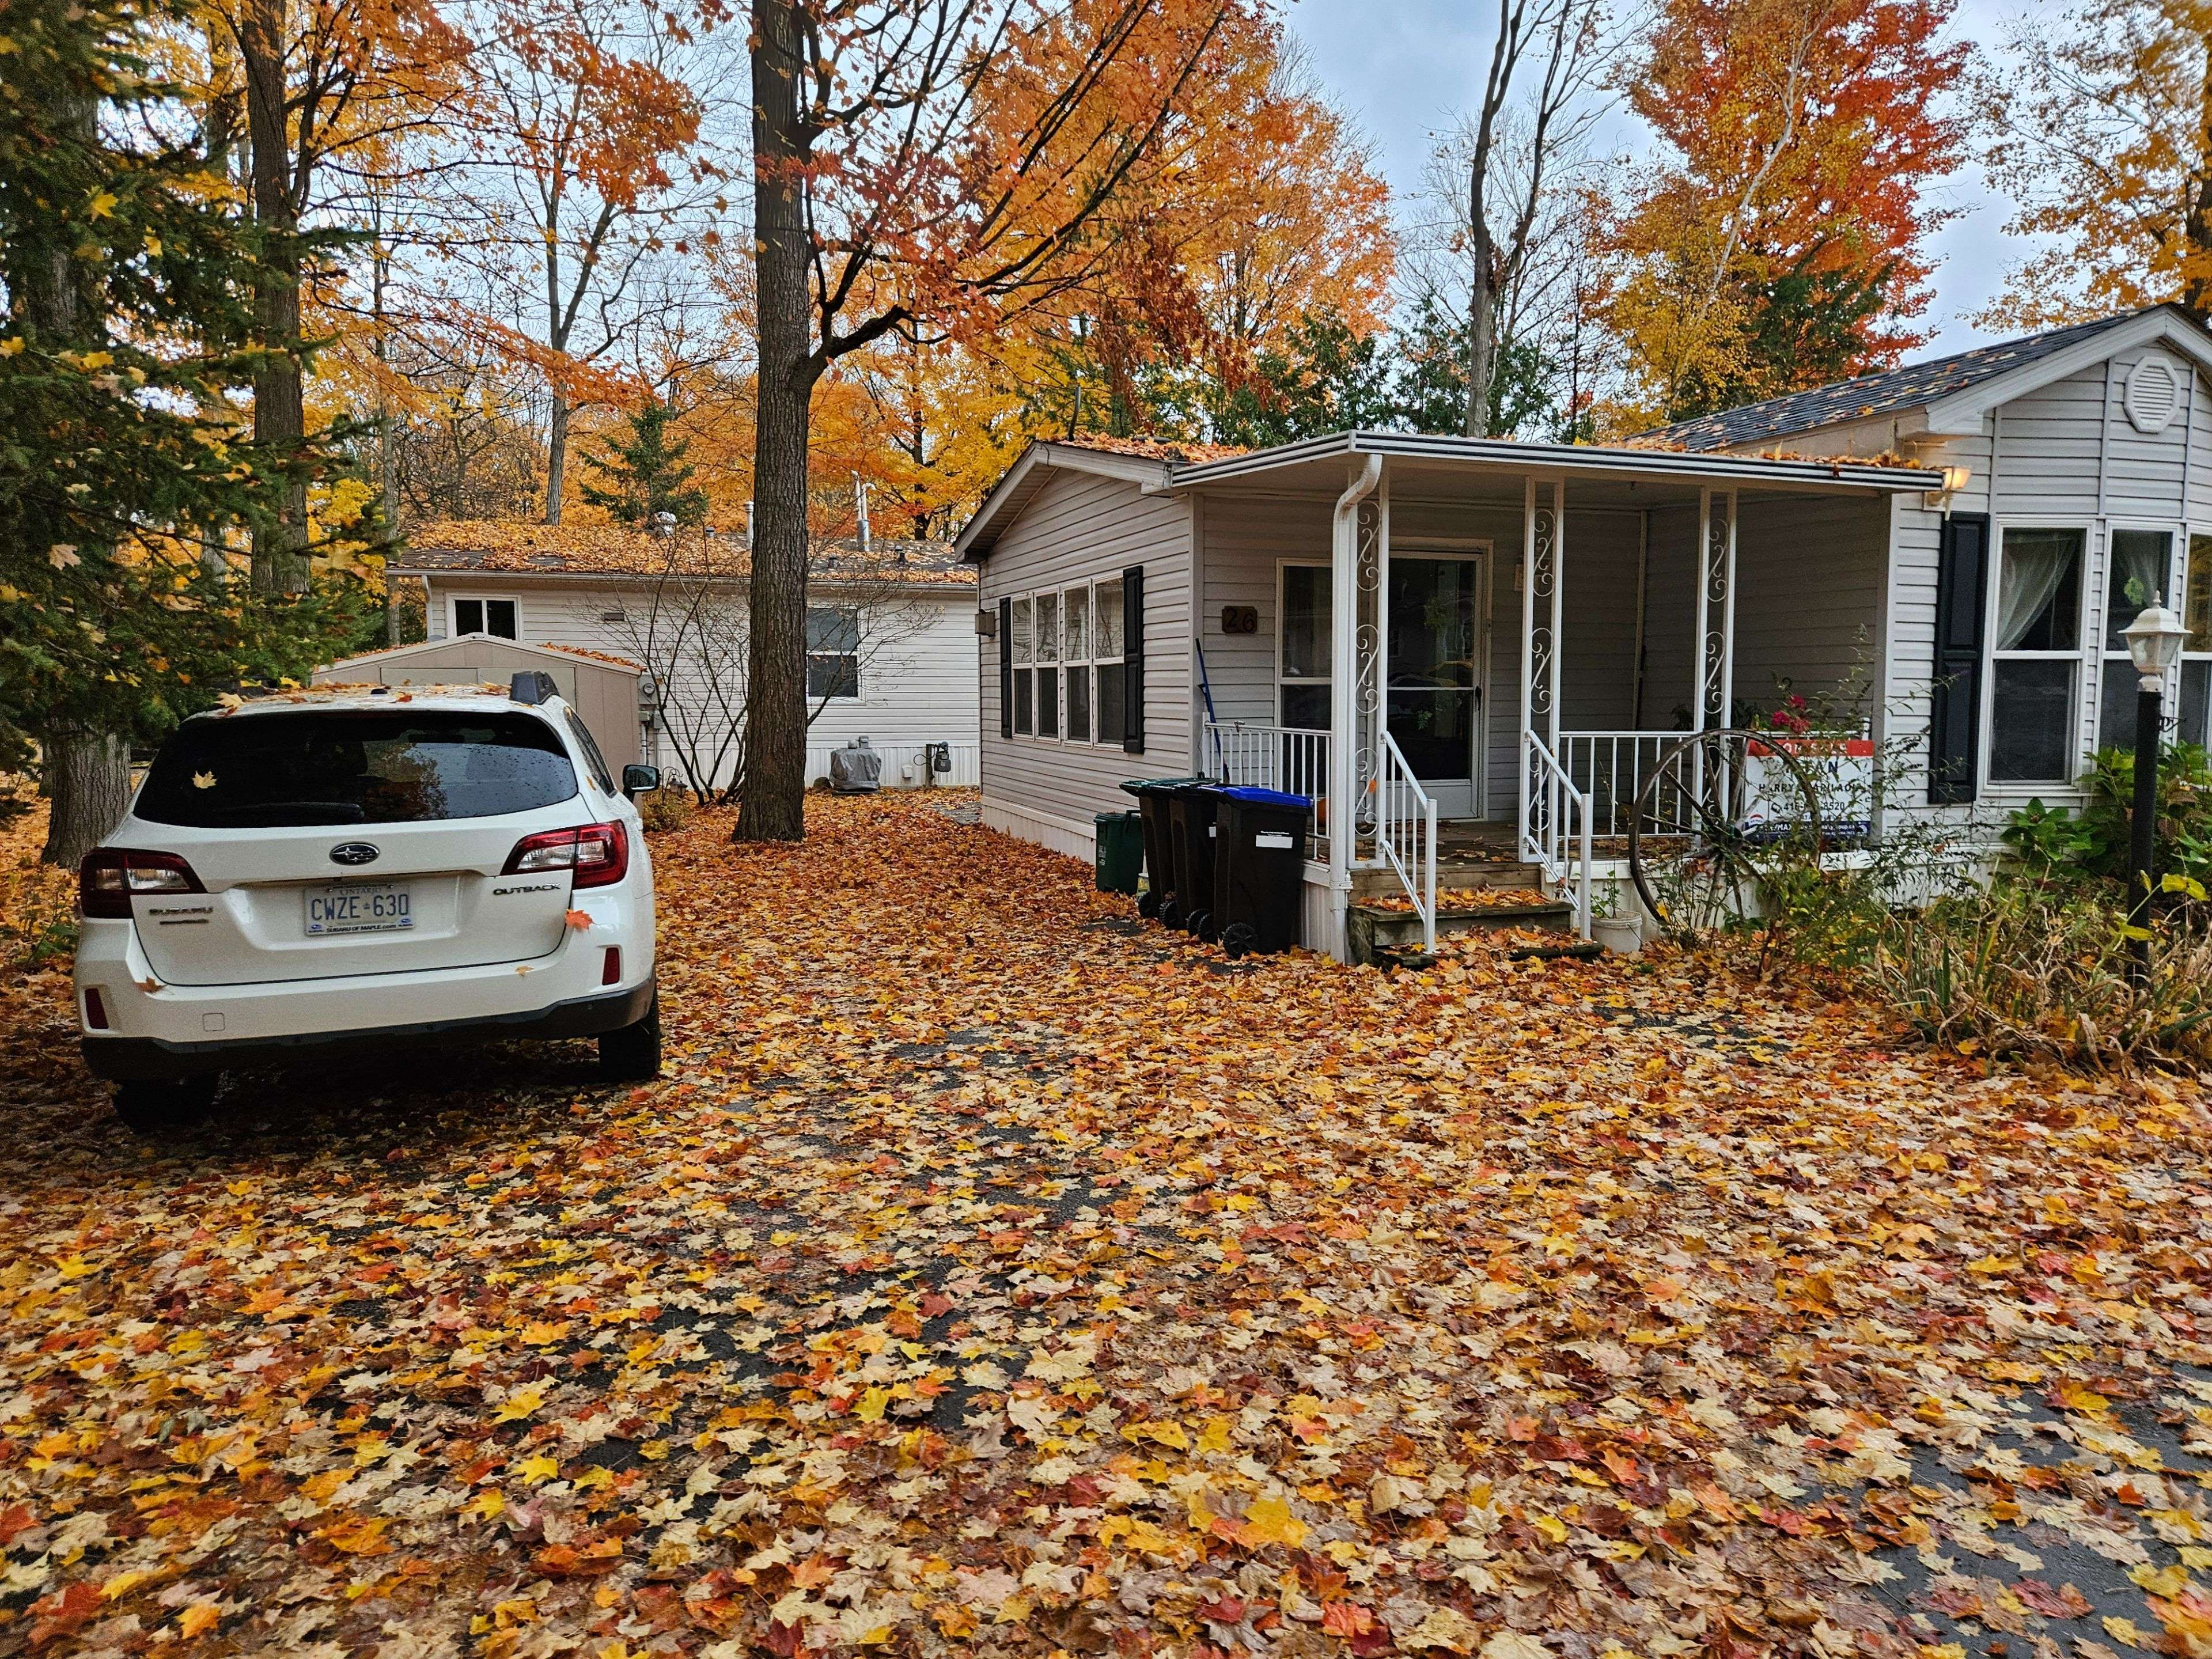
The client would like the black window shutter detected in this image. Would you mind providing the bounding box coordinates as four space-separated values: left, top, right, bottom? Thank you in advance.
1929 512 1990 804
998 597 1013 740
1122 565 1145 753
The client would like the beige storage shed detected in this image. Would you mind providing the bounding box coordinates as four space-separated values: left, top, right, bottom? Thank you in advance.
313 634 646 774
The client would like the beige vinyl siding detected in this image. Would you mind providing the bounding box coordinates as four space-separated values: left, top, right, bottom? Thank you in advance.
1196 494 1328 727
1992 363 2109 522
976 468 1194 853
1634 503 1700 734
427 575 980 789
1730 495 1888 713
2190 367 2212 526
2103 351 2192 522
1881 495 1945 816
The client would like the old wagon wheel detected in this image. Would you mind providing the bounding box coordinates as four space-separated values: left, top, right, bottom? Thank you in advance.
1628 729 1824 942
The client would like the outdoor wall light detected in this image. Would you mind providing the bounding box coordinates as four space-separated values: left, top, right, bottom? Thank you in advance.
2124 603 2188 687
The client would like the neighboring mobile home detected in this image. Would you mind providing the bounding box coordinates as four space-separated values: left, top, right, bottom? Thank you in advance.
390 521 982 794
955 304 2212 962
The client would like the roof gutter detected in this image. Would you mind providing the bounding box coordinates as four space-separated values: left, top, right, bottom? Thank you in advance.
387 566 974 597
1168 430 1944 494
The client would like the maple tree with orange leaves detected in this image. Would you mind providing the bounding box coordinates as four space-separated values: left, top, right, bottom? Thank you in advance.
1595 0 1968 428
1977 0 2212 329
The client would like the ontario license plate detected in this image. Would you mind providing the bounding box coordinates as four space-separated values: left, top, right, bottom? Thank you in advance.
305 881 414 935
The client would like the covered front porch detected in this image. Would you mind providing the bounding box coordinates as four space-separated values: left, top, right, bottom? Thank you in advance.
1170 435 1936 959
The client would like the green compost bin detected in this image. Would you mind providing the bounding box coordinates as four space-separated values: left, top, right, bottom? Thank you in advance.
1093 810 1143 895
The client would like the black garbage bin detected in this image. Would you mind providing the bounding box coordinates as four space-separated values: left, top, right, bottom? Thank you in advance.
1214 787 1311 957
1166 783 1226 940
1119 777 1208 919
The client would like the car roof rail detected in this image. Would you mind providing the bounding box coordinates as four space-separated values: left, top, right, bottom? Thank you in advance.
510 671 559 706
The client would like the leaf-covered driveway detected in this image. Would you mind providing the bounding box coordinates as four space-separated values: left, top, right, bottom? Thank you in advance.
5 793 2212 1659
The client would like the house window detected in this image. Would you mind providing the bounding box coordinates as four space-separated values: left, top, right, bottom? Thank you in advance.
2184 535 2212 746
1095 576 1125 744
1988 527 2084 783
454 597 519 639
2099 528 2177 752
1012 597 1034 734
806 606 861 700
1063 585 1091 743
1035 590 1060 738
1006 581 1123 745
1278 562 1331 729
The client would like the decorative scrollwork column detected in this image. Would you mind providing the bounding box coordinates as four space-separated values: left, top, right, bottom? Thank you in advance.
1699 488 1736 730
1520 476 1561 857
1353 494 1384 828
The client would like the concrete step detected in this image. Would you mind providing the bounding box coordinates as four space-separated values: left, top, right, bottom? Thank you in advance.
1346 893 1577 964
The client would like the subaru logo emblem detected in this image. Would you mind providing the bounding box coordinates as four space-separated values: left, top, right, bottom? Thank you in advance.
329 842 380 867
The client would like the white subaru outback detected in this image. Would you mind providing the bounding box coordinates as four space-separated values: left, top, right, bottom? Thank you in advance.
73 676 661 1130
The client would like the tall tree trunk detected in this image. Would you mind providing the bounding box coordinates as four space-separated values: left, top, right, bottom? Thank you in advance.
242 0 308 595
546 391 570 525
373 210 404 643
22 69 131 866
40 730 131 869
737 0 817 843
1467 229 1498 438
2188 52 2212 319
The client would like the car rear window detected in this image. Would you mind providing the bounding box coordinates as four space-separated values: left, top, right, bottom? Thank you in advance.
137 711 579 827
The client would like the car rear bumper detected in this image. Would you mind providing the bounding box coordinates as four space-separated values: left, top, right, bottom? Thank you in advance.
80 978 656 1080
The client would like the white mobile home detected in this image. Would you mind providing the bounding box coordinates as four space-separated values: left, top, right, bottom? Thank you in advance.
392 522 982 793
958 437 1939 961
955 305 2212 963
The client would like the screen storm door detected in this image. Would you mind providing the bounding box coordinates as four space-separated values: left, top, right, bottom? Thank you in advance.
1385 555 1483 818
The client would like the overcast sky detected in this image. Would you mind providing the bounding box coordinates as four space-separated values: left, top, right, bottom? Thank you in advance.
1281 0 2030 357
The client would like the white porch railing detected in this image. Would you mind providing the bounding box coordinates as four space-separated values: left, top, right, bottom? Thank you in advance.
1205 720 1331 859
1559 731 1690 840
1522 732 1594 937
1374 732 1439 951
1559 722 1875 840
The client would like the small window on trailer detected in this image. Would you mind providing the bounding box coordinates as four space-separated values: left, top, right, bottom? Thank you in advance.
806 606 862 700
453 596 520 639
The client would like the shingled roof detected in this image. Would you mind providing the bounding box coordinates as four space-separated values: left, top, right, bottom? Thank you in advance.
390 520 973 585
1643 309 2163 452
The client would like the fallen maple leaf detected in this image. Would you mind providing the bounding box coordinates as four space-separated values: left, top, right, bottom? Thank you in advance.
178 1601 220 1638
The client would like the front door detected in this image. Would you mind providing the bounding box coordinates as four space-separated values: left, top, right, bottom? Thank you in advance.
1387 556 1483 818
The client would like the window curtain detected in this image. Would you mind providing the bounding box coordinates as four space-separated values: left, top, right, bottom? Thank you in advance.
1997 540 2073 649
2106 530 2172 649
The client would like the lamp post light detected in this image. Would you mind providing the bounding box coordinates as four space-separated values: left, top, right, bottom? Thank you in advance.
2122 602 2190 981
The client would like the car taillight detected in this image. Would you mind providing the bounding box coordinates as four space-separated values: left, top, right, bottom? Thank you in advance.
79 850 204 919
502 822 628 889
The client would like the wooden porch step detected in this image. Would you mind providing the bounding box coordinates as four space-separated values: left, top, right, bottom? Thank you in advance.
1345 894 1576 965
1348 859 1546 899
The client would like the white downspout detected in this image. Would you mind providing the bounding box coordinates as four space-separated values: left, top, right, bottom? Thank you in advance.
1330 453 1383 960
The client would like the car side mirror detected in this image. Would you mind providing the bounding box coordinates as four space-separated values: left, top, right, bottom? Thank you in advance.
622 764 660 798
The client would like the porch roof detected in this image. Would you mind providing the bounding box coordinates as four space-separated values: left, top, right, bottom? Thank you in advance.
956 431 1945 558
1163 430 1945 499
